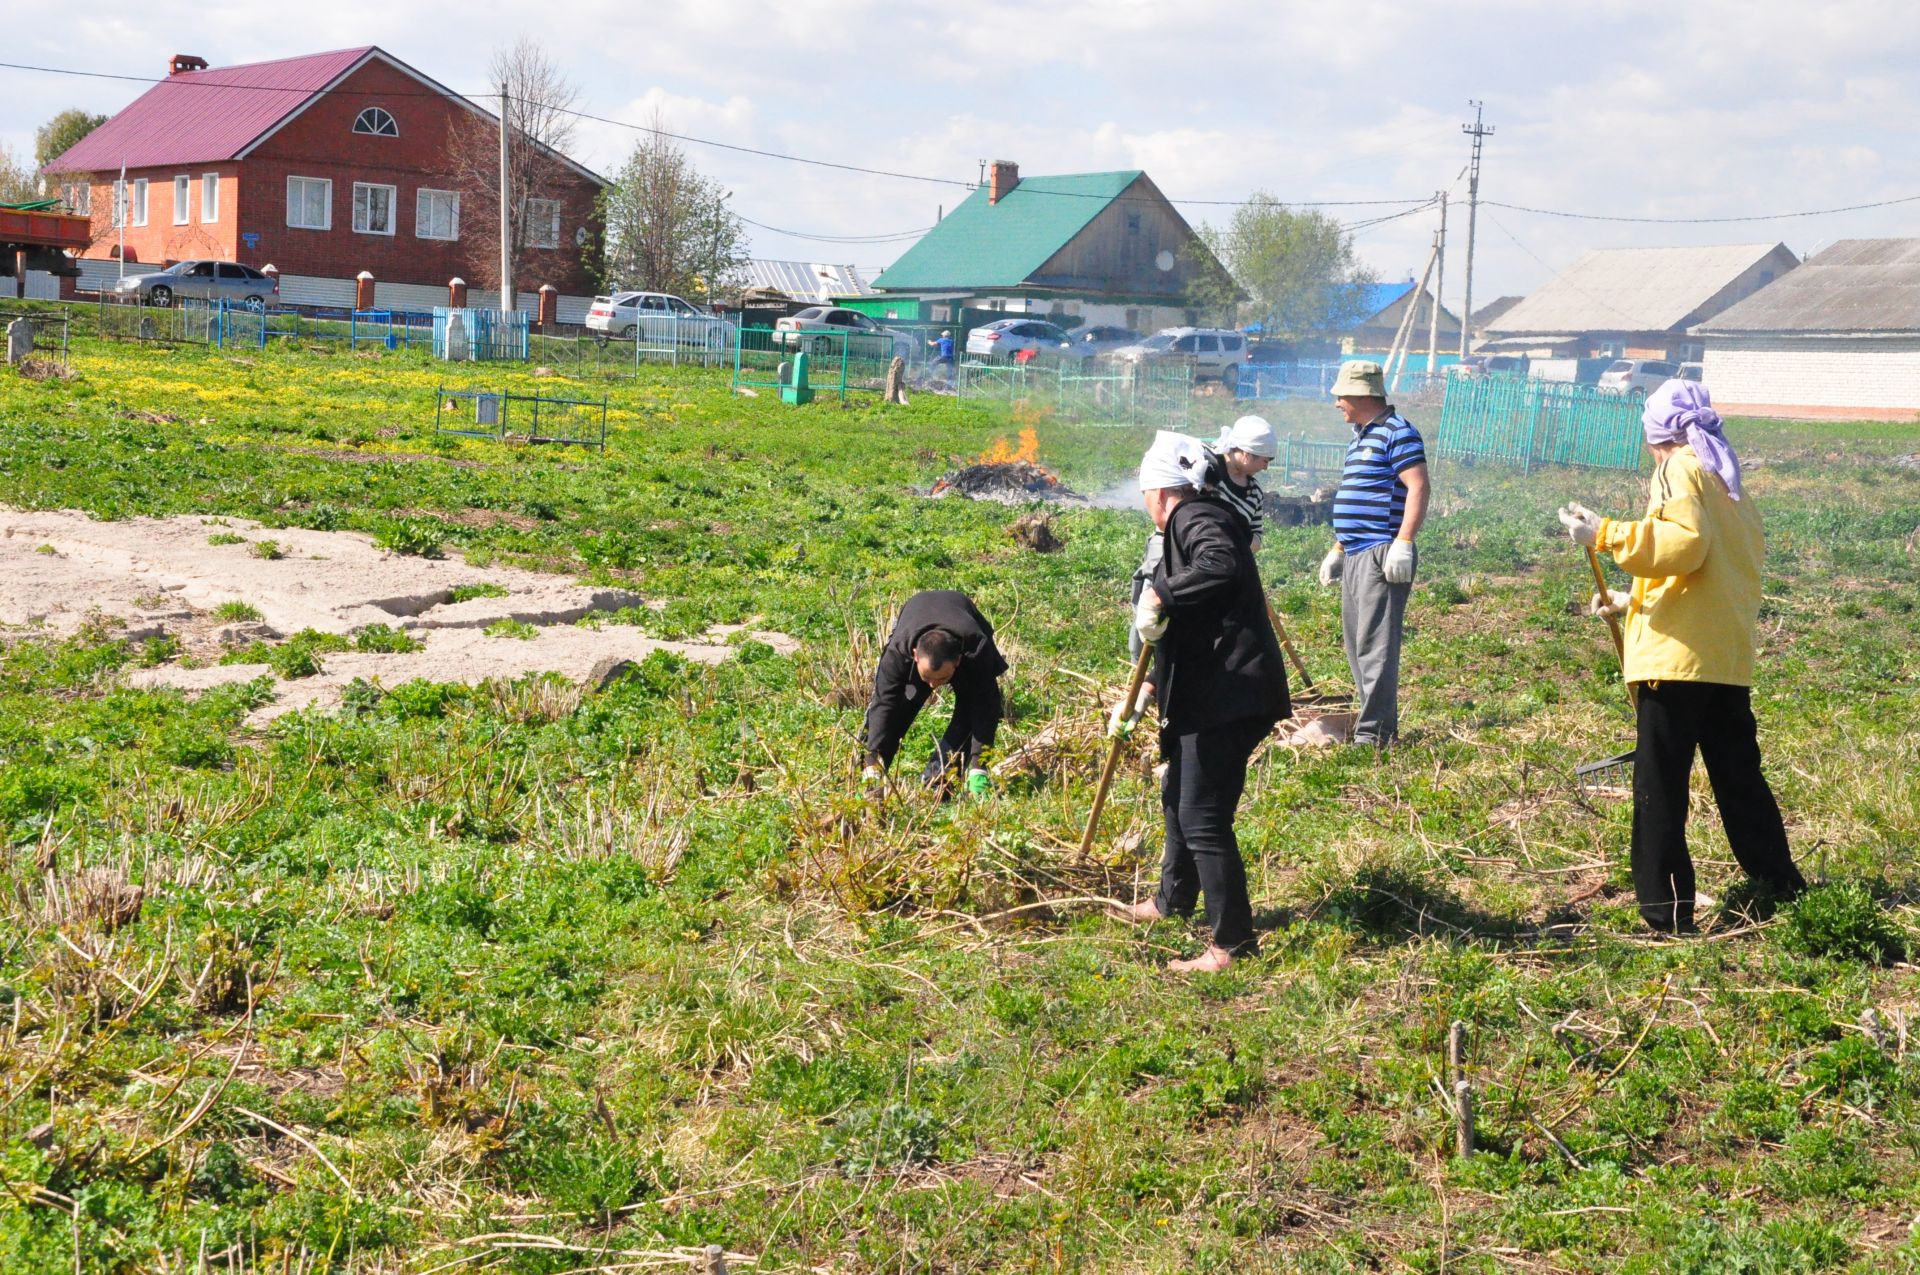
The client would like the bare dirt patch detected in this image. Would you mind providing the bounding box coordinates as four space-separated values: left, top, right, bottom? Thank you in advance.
2 507 796 721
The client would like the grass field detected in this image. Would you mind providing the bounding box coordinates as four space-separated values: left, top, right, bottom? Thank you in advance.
1 327 1918 1273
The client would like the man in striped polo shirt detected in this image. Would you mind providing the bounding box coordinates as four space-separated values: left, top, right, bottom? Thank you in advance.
1316 361 1430 745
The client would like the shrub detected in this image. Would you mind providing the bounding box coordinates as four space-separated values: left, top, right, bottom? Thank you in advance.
375 518 446 558
213 600 263 622
1775 881 1908 964
137 634 181 667
250 539 283 560
352 623 423 654
485 618 539 641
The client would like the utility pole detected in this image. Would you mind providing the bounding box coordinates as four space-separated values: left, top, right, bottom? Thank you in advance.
499 81 514 314
1427 191 1447 383
1459 102 1493 358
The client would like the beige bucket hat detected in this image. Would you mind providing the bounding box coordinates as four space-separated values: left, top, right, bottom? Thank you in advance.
1330 361 1387 399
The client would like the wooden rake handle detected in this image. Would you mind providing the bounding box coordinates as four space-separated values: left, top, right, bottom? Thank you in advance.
1585 545 1638 711
1078 642 1154 856
1264 595 1315 694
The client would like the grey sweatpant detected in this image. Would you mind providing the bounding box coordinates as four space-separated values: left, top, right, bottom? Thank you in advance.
1340 541 1414 745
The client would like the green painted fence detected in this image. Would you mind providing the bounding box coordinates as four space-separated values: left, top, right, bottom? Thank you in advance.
1435 376 1647 473
955 358 1192 429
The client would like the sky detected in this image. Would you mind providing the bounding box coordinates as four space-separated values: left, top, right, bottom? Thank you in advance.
5 0 1919 311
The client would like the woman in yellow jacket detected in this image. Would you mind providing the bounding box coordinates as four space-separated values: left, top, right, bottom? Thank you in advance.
1557 380 1806 933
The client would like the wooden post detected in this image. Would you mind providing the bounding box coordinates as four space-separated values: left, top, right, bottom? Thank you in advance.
1447 1020 1466 1086
354 270 375 312
703 1244 728 1275
1454 1079 1475 1158
448 277 468 308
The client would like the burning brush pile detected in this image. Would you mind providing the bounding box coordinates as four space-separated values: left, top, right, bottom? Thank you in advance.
929 428 1082 505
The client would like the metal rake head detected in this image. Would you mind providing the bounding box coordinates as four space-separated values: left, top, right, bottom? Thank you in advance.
1575 749 1635 798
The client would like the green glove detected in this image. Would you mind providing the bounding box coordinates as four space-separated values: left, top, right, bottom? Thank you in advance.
966 768 991 797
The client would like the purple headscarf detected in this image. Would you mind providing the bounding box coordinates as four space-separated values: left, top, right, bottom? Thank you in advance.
1643 379 1742 500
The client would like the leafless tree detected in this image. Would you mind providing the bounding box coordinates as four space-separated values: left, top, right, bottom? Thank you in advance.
598 113 747 303
438 37 584 305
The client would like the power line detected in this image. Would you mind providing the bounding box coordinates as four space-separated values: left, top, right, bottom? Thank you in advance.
0 58 1431 211
1481 192 1920 224
737 215 933 244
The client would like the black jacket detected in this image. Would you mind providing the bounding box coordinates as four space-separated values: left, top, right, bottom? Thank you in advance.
863 590 1008 767
1150 496 1290 733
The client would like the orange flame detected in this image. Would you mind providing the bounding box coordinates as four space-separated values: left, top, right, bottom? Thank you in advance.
975 426 1041 466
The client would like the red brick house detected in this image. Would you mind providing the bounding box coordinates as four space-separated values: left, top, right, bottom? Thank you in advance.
45 47 605 299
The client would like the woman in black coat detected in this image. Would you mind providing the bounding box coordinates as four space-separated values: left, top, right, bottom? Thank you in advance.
1115 434 1290 971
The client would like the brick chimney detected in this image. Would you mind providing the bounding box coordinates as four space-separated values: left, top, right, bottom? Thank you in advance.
169 54 209 76
988 160 1020 205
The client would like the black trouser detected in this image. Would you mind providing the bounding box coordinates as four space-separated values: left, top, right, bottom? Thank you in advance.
915 691 996 786
1154 716 1268 954
1631 680 1805 932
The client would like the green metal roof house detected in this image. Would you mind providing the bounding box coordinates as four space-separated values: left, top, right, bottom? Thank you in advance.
854 161 1227 331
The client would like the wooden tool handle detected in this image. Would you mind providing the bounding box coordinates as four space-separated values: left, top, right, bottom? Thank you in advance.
1264 596 1315 692
1585 546 1638 710
1078 642 1154 856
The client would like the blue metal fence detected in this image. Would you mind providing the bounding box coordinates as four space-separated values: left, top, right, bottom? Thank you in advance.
433 307 530 361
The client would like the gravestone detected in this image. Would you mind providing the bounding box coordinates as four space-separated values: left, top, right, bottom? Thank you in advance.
6 319 34 365
446 312 470 361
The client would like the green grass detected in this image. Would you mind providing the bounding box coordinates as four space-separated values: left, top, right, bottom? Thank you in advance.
0 333 1916 1272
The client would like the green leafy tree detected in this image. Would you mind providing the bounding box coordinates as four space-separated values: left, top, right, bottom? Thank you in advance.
35 109 108 173
1194 193 1376 340
597 116 747 304
0 145 35 203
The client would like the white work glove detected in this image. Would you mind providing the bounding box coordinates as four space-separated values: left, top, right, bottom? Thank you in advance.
1383 539 1416 585
860 763 883 790
1318 546 1344 588
1557 503 1603 548
1132 590 1168 644
1105 684 1154 738
1590 589 1631 618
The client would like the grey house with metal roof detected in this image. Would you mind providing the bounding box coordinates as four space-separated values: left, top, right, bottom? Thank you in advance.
1692 239 1920 419
1483 243 1799 361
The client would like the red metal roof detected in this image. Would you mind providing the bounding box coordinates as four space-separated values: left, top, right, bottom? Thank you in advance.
47 47 375 173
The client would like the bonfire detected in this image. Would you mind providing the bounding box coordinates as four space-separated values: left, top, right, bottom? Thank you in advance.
930 427 1081 504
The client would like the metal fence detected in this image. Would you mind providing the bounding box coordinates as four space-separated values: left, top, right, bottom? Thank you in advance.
433 385 608 450
955 358 1193 429
1434 374 1647 473
433 308 530 362
219 306 435 351
0 301 72 369
1271 434 1348 487
731 326 905 401
95 294 222 345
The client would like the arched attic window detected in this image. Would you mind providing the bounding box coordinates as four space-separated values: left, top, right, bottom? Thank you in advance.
353 107 398 137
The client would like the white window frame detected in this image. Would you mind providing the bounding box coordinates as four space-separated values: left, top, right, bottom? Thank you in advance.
523 197 561 249
173 175 190 225
286 176 332 230
64 182 91 216
131 178 148 227
201 173 219 224
111 179 125 228
414 187 459 241
352 182 397 236
352 107 398 137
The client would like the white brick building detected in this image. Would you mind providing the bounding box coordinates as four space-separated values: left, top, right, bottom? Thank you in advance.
1692 239 1920 420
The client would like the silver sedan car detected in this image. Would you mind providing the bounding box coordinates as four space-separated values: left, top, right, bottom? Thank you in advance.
114 260 279 311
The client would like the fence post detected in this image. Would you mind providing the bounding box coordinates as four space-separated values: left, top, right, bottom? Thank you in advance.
355 271 376 312
449 277 467 308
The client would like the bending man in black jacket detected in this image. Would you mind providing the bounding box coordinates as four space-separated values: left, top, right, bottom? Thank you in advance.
1113 432 1290 972
861 590 1009 795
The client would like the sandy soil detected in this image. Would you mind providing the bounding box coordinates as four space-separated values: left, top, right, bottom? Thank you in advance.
2 507 796 721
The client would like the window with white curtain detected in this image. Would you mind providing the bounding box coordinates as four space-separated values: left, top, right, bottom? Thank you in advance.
415 188 459 241
352 183 396 236
173 176 190 225
202 174 219 223
523 197 560 249
287 176 331 230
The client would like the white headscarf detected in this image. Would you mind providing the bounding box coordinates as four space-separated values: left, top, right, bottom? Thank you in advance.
1138 430 1209 492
